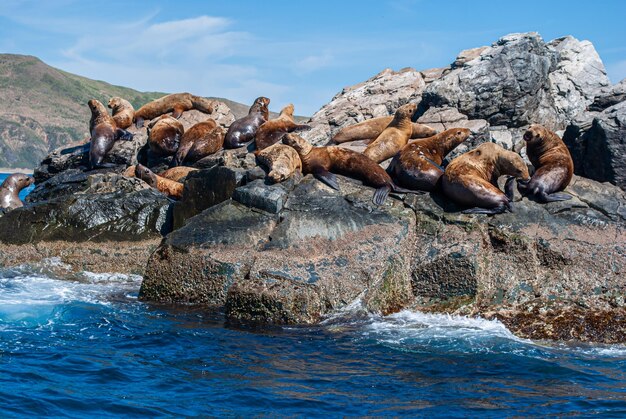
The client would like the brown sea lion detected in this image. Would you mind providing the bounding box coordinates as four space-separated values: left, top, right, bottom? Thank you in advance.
332 116 437 144
255 143 302 183
147 115 184 157
363 103 417 163
0 173 34 210
123 165 197 182
88 99 133 168
134 93 215 128
224 97 270 149
387 128 471 191
283 133 418 205
442 142 530 215
158 166 198 182
171 119 224 167
135 164 183 199
517 124 574 202
255 104 310 150
108 97 134 130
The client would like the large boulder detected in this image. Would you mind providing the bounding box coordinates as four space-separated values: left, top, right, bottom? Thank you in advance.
140 175 417 323
421 33 609 131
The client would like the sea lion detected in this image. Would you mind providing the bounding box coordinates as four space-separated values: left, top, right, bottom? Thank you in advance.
158 166 198 182
135 164 183 199
134 93 215 128
123 165 197 182
255 104 310 151
171 119 224 167
332 116 437 144
147 115 184 157
0 173 34 210
387 128 471 191
88 99 133 168
283 133 418 205
224 97 270 149
255 143 302 183
517 124 574 202
363 103 417 163
442 142 530 214
108 97 134 130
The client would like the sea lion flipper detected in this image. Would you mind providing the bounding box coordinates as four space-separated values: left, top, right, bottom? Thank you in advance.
135 117 145 129
373 186 390 205
314 169 340 190
504 176 516 201
171 106 185 119
115 128 134 141
462 205 508 215
540 191 572 202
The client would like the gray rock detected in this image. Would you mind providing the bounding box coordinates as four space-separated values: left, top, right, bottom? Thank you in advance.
589 78 626 111
233 180 288 214
564 101 626 190
420 33 609 130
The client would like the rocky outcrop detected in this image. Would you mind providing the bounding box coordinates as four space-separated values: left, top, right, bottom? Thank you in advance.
564 100 626 190
421 33 609 130
139 170 626 343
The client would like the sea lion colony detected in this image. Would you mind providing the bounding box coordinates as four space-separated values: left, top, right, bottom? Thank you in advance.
0 92 575 214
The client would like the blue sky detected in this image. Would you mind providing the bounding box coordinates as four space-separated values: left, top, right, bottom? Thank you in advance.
0 0 624 115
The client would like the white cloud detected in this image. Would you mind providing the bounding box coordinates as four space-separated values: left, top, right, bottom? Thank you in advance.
293 52 334 73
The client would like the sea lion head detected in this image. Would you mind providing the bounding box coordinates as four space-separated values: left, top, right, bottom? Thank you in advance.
88 99 107 116
395 103 418 120
280 104 295 117
107 97 123 110
496 147 530 180
2 173 34 191
282 133 312 155
254 97 270 107
450 128 472 143
135 164 158 188
522 124 548 145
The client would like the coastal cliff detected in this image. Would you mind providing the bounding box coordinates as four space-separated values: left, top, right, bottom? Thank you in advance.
0 32 624 343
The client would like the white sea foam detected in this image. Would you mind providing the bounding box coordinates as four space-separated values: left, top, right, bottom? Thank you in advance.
0 270 142 326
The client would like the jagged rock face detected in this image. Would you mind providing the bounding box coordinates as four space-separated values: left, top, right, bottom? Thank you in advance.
422 33 609 130
589 79 626 111
0 172 173 243
565 101 626 189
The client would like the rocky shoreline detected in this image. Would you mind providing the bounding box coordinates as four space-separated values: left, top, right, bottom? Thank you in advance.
0 32 624 344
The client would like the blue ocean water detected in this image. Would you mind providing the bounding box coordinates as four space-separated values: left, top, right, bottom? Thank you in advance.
0 173 35 200
0 261 625 417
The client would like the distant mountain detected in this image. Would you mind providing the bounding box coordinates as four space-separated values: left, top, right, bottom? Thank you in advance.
0 54 307 169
